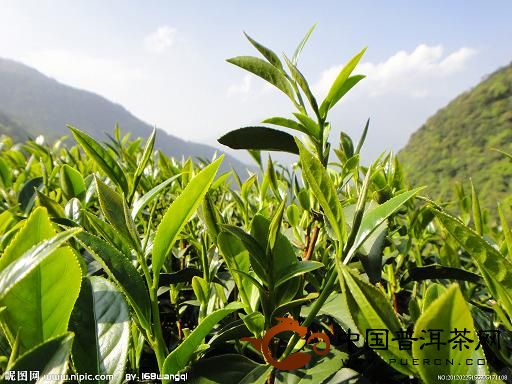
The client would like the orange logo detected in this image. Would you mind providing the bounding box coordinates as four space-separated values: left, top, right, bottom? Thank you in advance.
241 317 331 370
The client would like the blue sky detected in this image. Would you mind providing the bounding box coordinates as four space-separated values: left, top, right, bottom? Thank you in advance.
1 0 511 162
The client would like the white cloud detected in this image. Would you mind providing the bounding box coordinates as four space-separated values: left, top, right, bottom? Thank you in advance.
315 44 477 98
227 75 252 97
144 26 176 54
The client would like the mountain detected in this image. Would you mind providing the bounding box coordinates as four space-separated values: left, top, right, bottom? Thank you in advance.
399 62 512 211
0 57 250 174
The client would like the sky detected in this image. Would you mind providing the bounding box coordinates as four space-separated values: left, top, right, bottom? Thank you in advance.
1 0 511 163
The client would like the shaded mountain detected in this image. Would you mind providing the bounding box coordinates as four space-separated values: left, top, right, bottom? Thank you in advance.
0 57 250 174
399 62 512 211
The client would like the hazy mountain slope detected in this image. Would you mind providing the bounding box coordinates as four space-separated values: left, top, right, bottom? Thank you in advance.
0 57 250 174
399 62 512 210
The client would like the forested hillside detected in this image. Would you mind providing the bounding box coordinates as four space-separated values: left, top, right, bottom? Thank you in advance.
399 63 512 211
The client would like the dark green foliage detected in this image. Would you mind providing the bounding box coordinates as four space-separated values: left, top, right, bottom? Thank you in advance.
399 63 512 212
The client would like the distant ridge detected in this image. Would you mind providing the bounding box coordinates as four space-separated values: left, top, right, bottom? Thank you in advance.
0 57 250 174
399 62 512 210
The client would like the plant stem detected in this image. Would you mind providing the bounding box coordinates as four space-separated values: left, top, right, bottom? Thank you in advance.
150 280 169 371
280 267 338 359
303 225 319 260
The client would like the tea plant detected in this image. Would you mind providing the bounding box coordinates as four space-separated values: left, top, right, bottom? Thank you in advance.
0 27 510 384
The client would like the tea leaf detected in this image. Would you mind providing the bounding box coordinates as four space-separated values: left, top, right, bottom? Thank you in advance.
346 187 424 261
226 56 294 100
75 231 152 330
433 208 512 318
262 117 312 137
60 164 86 200
275 260 323 288
162 302 243 375
412 284 488 382
95 176 140 251
36 191 65 218
69 126 129 195
284 55 319 116
153 157 223 277
187 354 270 384
292 23 316 65
7 333 74 383
244 33 283 69
131 174 181 219
131 127 156 200
70 276 130 384
320 47 367 116
296 139 345 241
339 265 416 376
218 127 299 154
292 113 320 138
0 208 82 353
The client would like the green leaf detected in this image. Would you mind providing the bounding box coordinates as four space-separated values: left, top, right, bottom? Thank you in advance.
412 284 489 383
0 207 82 353
60 164 86 200
244 32 283 69
346 188 423 262
75 231 152 331
95 176 140 251
286 204 300 227
132 127 156 198
267 198 286 253
227 56 295 100
187 354 270 384
0 228 81 300
36 191 65 218
292 23 316 65
301 292 363 348
338 265 416 376
153 157 223 277
69 126 129 195
192 276 209 305
275 347 347 384
162 302 243 375
218 127 299 154
403 264 482 285
217 232 253 310
242 311 265 336
7 333 73 384
292 113 320 138
221 225 268 283
275 261 323 288
84 212 133 258
354 118 370 155
0 157 12 188
18 176 43 213
296 139 344 241
471 180 483 235
433 208 512 319
498 203 512 261
320 47 367 116
422 283 447 312
284 55 319 116
262 117 312 137
131 174 181 219
70 276 130 384
360 227 387 284
200 192 221 243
